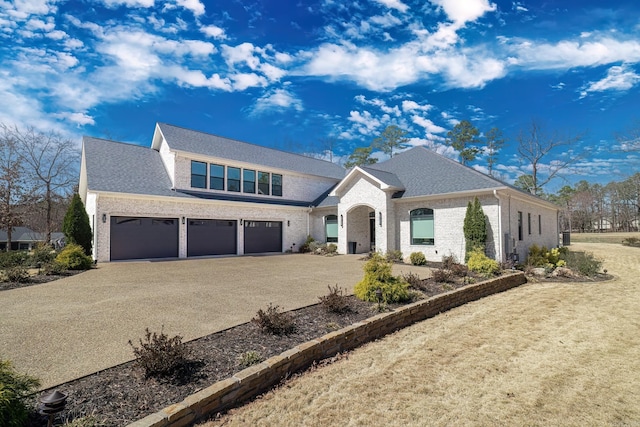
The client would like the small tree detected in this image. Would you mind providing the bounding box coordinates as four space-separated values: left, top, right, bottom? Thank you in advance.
63 193 92 255
344 146 378 168
372 125 409 158
463 197 487 262
484 127 504 176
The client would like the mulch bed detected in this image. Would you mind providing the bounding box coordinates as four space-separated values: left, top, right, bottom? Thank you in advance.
19 263 609 426
0 271 83 291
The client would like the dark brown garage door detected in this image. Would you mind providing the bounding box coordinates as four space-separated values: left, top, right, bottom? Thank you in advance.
110 216 178 261
187 219 237 257
244 221 282 254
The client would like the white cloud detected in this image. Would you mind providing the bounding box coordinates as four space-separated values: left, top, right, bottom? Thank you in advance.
355 95 401 116
370 12 402 28
4 0 58 19
25 18 54 31
411 115 446 133
200 24 227 40
430 0 496 25
222 43 261 69
348 110 382 135
100 0 155 8
252 88 303 115
230 73 267 90
373 0 409 13
53 111 96 126
402 100 432 112
176 0 204 16
581 64 640 97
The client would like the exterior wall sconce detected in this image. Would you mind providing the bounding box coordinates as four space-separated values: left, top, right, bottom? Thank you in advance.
181 217 185 225
287 220 290 227
240 219 243 225
102 213 106 223
340 214 343 228
379 211 382 227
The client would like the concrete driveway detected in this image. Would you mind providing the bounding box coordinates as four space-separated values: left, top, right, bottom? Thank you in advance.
0 254 418 389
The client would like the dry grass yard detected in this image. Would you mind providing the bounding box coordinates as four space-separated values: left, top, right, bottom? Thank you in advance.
201 234 640 427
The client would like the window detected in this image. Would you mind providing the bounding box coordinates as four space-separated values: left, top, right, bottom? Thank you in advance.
210 164 224 190
325 215 338 243
518 211 523 241
538 215 542 235
243 169 256 193
528 213 532 235
272 173 282 197
410 208 434 245
191 161 206 188
258 171 270 195
227 167 240 192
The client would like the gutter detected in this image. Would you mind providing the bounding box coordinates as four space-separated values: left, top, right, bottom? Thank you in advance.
493 189 504 262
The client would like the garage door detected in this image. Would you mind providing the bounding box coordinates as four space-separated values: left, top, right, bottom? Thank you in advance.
187 219 237 257
244 221 282 254
110 216 179 261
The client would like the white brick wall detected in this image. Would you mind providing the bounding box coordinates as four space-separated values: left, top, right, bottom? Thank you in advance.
90 193 311 262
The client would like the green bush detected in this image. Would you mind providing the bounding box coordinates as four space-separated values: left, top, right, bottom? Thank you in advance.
63 193 93 256
252 303 297 335
354 253 410 303
30 243 56 268
0 251 29 269
409 252 426 266
467 248 500 277
563 251 603 277
528 245 565 268
385 250 404 263
128 327 190 378
463 197 487 262
0 359 41 427
299 235 315 253
55 244 93 270
318 284 352 314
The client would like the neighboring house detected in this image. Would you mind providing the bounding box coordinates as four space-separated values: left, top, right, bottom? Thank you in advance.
79 123 559 263
0 227 64 251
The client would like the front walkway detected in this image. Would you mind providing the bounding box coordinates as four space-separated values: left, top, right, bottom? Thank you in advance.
0 254 417 388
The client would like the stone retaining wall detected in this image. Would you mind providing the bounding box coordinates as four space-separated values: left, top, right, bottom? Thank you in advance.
128 272 527 427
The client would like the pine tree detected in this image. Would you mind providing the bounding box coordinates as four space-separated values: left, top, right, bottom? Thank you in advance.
463 197 487 262
63 193 92 256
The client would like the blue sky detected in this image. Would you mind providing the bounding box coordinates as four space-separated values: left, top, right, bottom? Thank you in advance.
1 0 639 193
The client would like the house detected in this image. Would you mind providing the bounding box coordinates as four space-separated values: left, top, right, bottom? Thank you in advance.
0 227 65 251
79 123 559 263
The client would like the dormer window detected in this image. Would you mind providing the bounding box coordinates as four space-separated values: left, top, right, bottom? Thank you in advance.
272 174 282 197
191 161 206 189
243 169 256 193
210 164 224 190
227 167 241 192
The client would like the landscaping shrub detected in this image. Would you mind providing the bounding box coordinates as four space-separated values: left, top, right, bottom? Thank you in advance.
0 251 29 269
42 261 65 276
55 243 93 270
622 237 640 247
3 266 29 283
563 251 603 277
299 235 315 253
252 303 296 335
409 251 426 266
63 193 93 256
325 243 338 254
0 359 40 427
432 268 455 283
402 272 425 290
30 243 55 268
467 248 500 277
450 262 469 278
318 284 352 314
128 327 190 378
354 252 410 303
237 351 264 368
441 254 458 270
385 249 404 263
463 197 487 261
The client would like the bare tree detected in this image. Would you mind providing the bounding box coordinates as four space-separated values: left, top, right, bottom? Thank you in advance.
7 125 79 243
615 119 640 153
516 120 583 196
484 127 504 176
0 126 33 251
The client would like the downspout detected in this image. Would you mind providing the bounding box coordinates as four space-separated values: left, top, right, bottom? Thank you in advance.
493 190 503 262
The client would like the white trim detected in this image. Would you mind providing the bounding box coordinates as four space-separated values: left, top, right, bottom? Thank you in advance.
330 167 403 196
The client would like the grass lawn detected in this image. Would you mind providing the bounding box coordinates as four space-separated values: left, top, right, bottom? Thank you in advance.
569 231 640 244
200 237 640 426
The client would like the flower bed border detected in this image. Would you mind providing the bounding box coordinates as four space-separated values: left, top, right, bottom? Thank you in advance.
128 272 526 427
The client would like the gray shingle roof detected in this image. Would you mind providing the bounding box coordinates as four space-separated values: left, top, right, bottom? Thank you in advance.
157 123 346 180
360 166 405 189
83 136 188 198
0 227 64 242
367 146 506 198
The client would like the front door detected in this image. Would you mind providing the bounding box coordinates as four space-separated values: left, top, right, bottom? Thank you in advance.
369 217 376 251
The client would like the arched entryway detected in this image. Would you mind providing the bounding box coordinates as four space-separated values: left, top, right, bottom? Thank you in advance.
345 204 375 254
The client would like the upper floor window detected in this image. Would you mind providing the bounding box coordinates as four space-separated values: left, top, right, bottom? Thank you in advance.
410 208 434 245
243 169 256 193
191 161 206 189
272 174 282 197
258 171 270 195
227 167 241 192
528 213 532 235
210 164 224 190
325 215 338 243
538 214 542 234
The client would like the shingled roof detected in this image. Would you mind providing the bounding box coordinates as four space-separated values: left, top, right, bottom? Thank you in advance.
82 137 188 198
366 146 506 198
155 123 346 180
